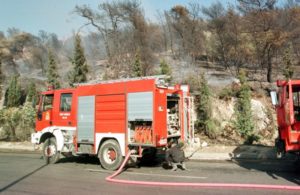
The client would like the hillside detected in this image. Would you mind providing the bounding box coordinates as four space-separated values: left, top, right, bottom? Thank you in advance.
1 0 300 144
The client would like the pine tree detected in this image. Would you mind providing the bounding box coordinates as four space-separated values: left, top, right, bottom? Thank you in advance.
196 74 217 138
234 70 256 144
26 81 38 107
68 34 89 86
283 45 294 80
46 50 61 89
6 75 22 108
159 59 172 82
131 51 142 77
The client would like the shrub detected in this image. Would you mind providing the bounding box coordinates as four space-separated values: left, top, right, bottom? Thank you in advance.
1 107 21 141
219 87 236 100
194 74 218 138
234 70 257 144
205 119 219 139
159 59 172 82
0 102 35 141
18 102 36 141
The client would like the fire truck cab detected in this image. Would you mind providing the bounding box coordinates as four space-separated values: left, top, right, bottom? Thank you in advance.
271 80 300 157
31 76 194 170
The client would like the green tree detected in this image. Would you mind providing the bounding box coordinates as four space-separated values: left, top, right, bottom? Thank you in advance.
26 81 38 107
68 34 89 87
283 45 294 80
159 59 172 82
18 101 36 140
6 75 22 108
131 51 142 77
46 50 61 89
234 70 256 144
196 74 217 138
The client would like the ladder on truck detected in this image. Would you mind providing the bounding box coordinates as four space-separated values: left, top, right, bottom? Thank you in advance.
184 96 195 144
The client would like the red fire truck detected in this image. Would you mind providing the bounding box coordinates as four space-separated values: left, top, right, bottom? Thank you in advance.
31 76 194 170
271 80 300 157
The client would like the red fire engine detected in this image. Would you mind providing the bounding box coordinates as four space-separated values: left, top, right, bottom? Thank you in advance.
31 76 194 170
271 80 300 157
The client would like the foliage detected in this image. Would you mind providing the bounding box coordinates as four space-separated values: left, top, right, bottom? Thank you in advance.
234 70 256 144
282 45 294 80
5 75 22 108
0 107 21 141
168 4 205 58
46 50 61 89
68 34 89 87
26 81 38 107
218 87 238 100
131 51 142 77
0 102 35 141
195 74 217 139
75 0 155 77
159 59 172 82
18 102 36 140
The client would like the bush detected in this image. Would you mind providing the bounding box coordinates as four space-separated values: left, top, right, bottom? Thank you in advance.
205 119 219 139
234 70 257 144
1 107 21 141
219 87 236 100
194 74 219 139
18 102 36 140
159 59 172 82
0 102 35 141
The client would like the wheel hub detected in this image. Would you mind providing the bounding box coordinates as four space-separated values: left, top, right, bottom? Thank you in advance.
108 149 116 161
45 145 56 157
103 147 117 164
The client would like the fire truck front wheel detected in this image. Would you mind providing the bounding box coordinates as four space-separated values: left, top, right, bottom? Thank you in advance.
98 140 123 170
42 137 60 164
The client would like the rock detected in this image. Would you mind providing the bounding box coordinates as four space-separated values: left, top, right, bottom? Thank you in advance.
211 98 235 125
251 99 270 133
201 141 208 147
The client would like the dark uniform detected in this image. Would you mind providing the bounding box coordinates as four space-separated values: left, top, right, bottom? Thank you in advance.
165 143 187 171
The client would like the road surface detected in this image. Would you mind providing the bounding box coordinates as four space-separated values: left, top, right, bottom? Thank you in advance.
0 152 299 194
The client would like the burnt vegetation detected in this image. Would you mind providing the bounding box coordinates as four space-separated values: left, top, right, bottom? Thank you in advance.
0 0 300 142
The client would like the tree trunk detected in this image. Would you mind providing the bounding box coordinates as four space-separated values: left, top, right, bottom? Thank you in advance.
11 127 17 141
267 49 273 83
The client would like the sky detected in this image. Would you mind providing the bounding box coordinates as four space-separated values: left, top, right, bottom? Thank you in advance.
0 0 240 39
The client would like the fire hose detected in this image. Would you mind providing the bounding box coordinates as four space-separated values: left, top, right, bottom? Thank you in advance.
106 150 300 191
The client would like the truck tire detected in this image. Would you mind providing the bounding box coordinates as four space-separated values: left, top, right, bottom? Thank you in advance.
98 140 123 170
42 137 60 164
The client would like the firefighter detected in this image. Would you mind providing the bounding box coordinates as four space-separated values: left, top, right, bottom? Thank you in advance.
165 140 187 171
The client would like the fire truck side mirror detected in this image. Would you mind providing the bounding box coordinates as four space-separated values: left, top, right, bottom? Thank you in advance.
37 110 42 121
270 91 278 106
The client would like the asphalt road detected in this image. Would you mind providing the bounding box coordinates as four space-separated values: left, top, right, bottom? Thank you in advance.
0 152 299 195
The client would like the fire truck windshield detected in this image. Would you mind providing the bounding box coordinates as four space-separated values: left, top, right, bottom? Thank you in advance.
42 94 54 111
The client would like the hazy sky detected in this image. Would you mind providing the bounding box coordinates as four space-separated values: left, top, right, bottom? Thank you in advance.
0 0 238 39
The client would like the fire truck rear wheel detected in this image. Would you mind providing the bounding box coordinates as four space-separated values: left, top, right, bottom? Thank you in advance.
42 137 60 164
98 140 123 170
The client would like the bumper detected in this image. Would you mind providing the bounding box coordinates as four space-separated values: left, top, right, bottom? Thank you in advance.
31 132 42 144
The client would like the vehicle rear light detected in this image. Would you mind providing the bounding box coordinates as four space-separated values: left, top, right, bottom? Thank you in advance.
159 138 167 145
157 135 167 146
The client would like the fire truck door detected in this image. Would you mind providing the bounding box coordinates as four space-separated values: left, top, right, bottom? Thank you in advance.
36 94 54 131
58 93 74 126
